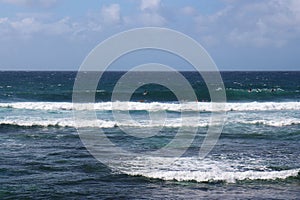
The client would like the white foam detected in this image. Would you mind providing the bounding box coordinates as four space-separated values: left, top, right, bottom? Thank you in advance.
0 118 116 128
0 101 300 112
224 101 300 112
0 117 210 128
127 168 299 183
0 102 74 111
237 118 300 127
118 157 300 183
1 111 299 128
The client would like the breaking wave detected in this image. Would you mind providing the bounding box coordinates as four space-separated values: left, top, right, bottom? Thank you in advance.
118 157 300 183
0 101 300 112
1 117 299 129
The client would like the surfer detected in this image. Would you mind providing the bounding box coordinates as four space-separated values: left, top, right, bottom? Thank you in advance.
143 90 148 96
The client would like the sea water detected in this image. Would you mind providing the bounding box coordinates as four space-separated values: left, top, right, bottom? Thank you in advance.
0 71 299 199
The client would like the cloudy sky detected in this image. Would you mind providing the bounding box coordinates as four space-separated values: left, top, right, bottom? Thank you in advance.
0 0 299 71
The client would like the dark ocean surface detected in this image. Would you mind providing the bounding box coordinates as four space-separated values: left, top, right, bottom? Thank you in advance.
0 71 299 199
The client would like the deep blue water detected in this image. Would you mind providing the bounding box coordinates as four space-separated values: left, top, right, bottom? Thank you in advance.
0 71 299 102
0 71 299 199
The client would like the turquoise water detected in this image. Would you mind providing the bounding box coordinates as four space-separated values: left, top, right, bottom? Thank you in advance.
0 71 299 199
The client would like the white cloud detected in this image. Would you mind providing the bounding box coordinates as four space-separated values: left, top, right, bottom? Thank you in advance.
0 0 57 8
45 17 74 35
123 0 165 26
0 17 8 23
0 3 122 40
101 4 121 24
229 0 300 47
11 17 41 34
140 0 160 11
181 6 197 16
136 0 166 26
192 0 300 48
0 16 78 40
1 0 299 48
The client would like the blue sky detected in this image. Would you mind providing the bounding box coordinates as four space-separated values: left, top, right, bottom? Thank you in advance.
0 0 299 71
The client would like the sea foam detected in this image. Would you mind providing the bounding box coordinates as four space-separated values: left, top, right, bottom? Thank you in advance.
0 101 300 112
117 157 300 183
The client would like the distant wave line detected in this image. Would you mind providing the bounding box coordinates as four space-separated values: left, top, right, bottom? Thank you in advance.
0 101 300 112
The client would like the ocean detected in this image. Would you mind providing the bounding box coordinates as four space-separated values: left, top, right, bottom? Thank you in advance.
0 71 299 199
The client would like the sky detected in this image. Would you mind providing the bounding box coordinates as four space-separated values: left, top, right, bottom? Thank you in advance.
0 0 300 71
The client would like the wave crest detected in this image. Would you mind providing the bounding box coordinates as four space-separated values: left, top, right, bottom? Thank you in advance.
0 101 300 112
118 157 300 183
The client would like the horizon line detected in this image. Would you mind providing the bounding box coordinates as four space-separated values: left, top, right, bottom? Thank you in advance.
0 69 300 72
